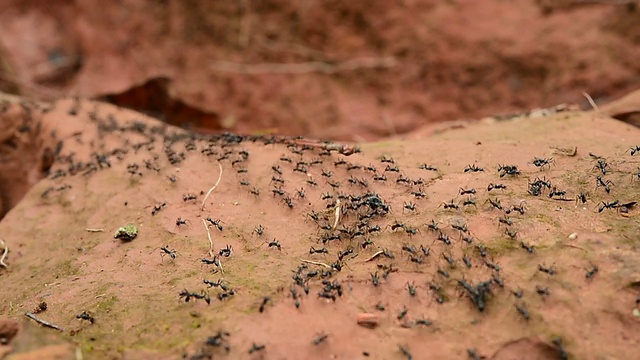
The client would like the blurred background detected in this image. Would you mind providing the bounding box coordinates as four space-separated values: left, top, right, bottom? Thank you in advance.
1 0 639 141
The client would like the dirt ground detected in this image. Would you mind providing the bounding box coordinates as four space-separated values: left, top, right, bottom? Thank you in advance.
0 95 639 359
2 1 640 140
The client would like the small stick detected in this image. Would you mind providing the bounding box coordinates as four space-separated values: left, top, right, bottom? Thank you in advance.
201 162 223 211
202 219 214 257
582 91 599 111
364 250 384 262
332 199 341 229
25 312 64 331
299 259 332 269
85 228 104 232
0 239 8 268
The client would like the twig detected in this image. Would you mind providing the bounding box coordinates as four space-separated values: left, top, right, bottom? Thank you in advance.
85 228 104 232
0 239 8 268
332 199 341 229
25 312 64 331
202 219 214 257
582 91 599 111
299 259 332 269
364 250 384 262
210 56 396 75
201 162 223 211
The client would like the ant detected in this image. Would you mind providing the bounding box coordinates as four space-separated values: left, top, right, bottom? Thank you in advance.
179 289 210 305
373 174 387 182
498 164 520 177
183 193 197 201
296 188 306 199
575 192 589 205
486 198 502 210
505 228 518 240
593 158 609 175
250 187 260 196
442 253 456 267
536 286 550 297
459 187 476 195
370 272 380 286
462 197 476 206
452 223 469 233
380 156 395 164
598 200 619 213
419 163 439 171
548 187 568 200
219 245 232 257
532 157 555 170
463 256 472 268
595 176 614 194
321 169 333 178
464 164 484 172
313 332 329 345
271 165 283 175
487 183 507 191
259 297 270 313
403 202 417 212
206 217 224 231
538 264 556 275
510 203 527 215
307 178 318 186
160 246 177 260
385 165 400 173
249 343 266 354
271 176 285 184
268 239 282 250
310 246 328 254
462 235 474 244
406 282 417 296
203 279 228 290
76 311 95 324
437 232 452 245
253 225 264 236
397 306 409 320
498 216 513 226
585 265 599 279
520 242 535 253
618 201 638 213
283 196 294 208
515 303 530 320
411 190 426 198
176 217 188 226
151 202 166 216
552 338 569 360
271 187 285 197
626 145 640 156
427 220 439 232
327 180 341 188
441 200 459 210
409 255 423 264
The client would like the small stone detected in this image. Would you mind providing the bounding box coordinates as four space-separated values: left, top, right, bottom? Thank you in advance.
633 308 640 318
568 233 578 240
357 313 379 328
114 223 138 241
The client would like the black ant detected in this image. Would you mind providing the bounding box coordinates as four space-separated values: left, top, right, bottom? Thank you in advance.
327 180 341 188
271 176 285 184
160 246 177 260
476 244 488 257
373 174 387 182
538 264 556 275
463 256 472 268
409 255 423 264
593 158 609 175
321 169 333 177
268 239 281 250
598 200 619 213
511 202 527 215
419 163 438 171
595 176 614 194
76 311 95 324
515 303 530 320
487 183 507 191
179 289 210 305
151 202 166 216
365 164 377 172
536 286 550 297
176 217 188 226
442 253 456 267
486 198 502 210
575 192 589 205
505 228 518 240
626 145 640 156
427 220 439 232
236 168 248 174
283 196 294 208
397 306 408 320
498 164 520 177
219 245 232 257
384 165 400 173
437 232 452 245
548 187 568 200
271 187 285 197
310 246 328 254
618 201 638 213
403 202 417 212
532 157 555 170
206 217 223 231
380 156 395 164
585 265 598 279
520 242 535 253
258 297 270 313
249 343 266 354
551 337 569 360
411 190 426 198
406 282 417 296
464 164 484 172
271 165 283 175
183 193 197 201
250 187 260 196
441 200 459 210
459 187 476 195
452 223 469 233
462 235 474 244
498 216 513 226
370 272 380 286
203 279 228 290
253 225 264 236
